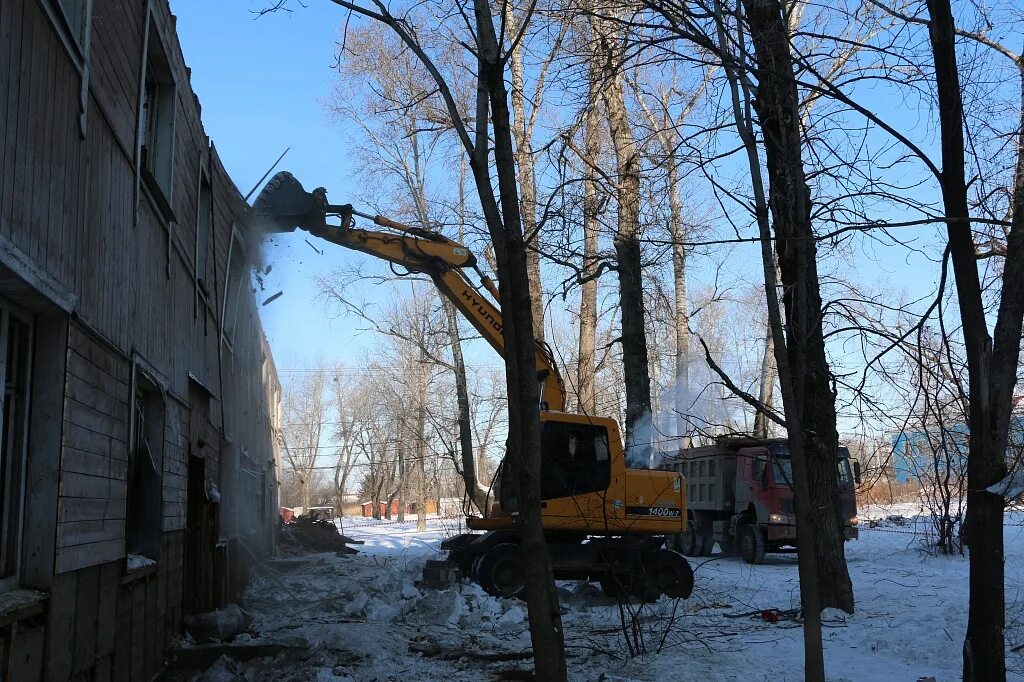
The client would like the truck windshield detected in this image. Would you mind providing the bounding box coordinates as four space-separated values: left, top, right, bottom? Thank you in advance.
768 446 854 489
837 456 854 489
772 458 793 485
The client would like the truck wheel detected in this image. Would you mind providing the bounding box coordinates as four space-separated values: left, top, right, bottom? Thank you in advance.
679 521 704 557
637 549 694 601
476 543 526 599
698 527 715 557
740 525 766 565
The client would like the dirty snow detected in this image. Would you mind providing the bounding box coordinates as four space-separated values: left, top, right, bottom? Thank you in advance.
126 553 157 571
183 506 1023 680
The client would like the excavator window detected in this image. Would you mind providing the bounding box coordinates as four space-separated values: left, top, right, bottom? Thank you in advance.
540 421 611 501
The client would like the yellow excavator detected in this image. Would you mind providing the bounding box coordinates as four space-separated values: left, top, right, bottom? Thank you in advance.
253 172 693 601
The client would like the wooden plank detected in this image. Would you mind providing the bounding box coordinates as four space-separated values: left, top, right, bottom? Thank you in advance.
155 536 168 660
58 497 125 524
6 0 38 242
67 348 130 404
0 0 24 232
31 8 58 268
144 576 158 677
21 317 68 590
92 656 112 682
72 565 100 675
44 570 77 680
62 422 118 459
59 470 111 499
96 562 120 662
48 64 71 288
62 446 127 480
68 325 130 384
54 538 123 575
111 586 131 681
64 397 127 439
162 503 186 532
19 2 49 254
65 373 130 424
130 581 144 681
57 519 123 548
10 619 46 682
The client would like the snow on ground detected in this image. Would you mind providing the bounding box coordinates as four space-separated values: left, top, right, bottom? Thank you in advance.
211 508 1023 681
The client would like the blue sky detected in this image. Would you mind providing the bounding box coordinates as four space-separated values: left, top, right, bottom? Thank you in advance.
170 1 958 427
173 0 376 372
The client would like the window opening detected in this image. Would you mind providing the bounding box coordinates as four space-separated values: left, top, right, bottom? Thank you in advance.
127 372 164 560
0 309 31 589
140 20 175 203
196 171 212 300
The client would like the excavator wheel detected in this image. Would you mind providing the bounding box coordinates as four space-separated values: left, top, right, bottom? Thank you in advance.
475 543 527 599
634 549 695 602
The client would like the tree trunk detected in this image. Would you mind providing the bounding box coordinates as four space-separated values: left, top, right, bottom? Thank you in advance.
744 0 854 623
473 3 567 678
444 299 487 511
505 7 545 341
396 438 406 523
667 161 690 446
924 2 1023 679
753 316 775 438
577 64 601 416
593 15 653 465
415 346 428 531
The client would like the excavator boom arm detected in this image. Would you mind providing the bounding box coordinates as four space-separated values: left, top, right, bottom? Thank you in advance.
254 172 566 411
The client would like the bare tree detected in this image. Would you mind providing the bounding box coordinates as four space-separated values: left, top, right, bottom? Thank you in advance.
590 10 655 464
280 364 332 511
315 1 568 675
330 369 365 516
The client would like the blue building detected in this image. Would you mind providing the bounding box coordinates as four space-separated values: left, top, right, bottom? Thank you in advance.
890 413 1024 485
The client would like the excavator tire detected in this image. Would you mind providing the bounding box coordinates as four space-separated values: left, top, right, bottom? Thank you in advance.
633 549 695 601
476 543 527 599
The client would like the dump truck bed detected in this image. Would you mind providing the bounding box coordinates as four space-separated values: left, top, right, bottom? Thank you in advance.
664 446 738 511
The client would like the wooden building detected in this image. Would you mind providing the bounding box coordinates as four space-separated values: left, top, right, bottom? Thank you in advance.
0 0 282 679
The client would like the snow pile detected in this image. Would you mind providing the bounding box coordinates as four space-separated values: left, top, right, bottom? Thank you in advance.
247 550 533 634
126 554 156 571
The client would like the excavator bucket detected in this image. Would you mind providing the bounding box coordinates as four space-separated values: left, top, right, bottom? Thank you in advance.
250 171 325 233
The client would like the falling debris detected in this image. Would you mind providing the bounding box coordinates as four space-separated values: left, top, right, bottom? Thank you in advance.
304 238 323 255
262 291 284 307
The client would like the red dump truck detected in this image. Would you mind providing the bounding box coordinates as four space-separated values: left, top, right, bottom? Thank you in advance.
662 436 860 564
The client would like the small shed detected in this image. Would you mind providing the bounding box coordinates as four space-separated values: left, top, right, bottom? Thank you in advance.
360 500 402 518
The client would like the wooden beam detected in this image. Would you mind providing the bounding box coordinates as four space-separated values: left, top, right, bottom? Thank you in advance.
21 316 68 589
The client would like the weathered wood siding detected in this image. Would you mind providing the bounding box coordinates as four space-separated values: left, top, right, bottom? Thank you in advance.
0 0 282 679
56 323 130 574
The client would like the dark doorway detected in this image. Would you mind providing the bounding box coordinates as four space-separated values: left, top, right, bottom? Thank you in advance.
184 455 217 615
